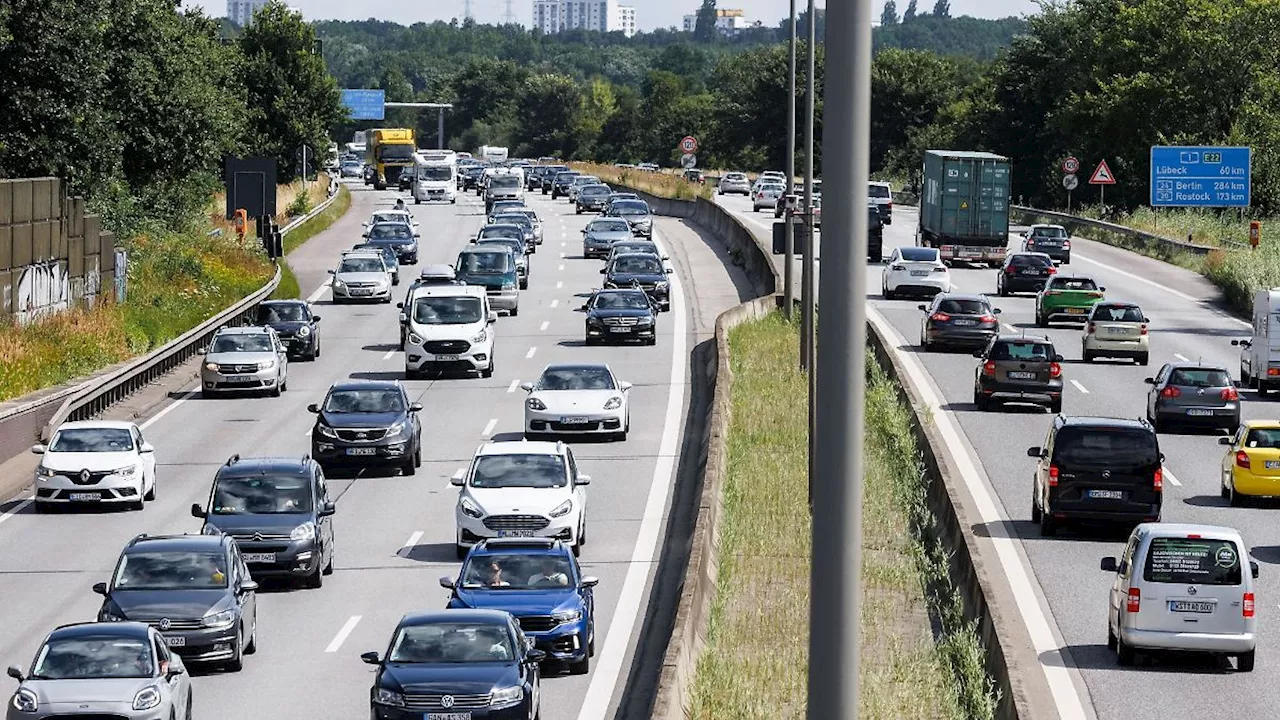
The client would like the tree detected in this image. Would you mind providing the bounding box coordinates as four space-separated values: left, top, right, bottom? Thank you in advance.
903 0 918 22
515 74 583 158
932 0 950 18
870 49 963 171
881 1 899 26
693 0 718 42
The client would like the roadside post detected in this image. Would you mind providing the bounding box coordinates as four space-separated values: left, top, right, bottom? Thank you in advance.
784 0 798 320
1251 221 1261 250
1062 156 1079 212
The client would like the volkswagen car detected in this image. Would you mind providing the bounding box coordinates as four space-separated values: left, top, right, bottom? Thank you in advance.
255 300 321 361
308 381 423 474
581 218 634 259
520 364 632 440
605 199 653 238
456 247 520 316
32 421 157 512
477 235 530 290
1145 363 1240 433
575 184 612 214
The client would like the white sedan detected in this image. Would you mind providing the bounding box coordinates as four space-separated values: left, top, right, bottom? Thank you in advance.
882 246 952 300
521 364 632 441
31 421 157 511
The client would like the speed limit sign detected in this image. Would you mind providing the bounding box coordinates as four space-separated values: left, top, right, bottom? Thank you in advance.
680 136 698 154
1062 156 1080 174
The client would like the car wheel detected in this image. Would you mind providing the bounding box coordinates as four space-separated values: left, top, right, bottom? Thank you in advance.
270 382 282 398
481 359 495 379
572 539 582 558
646 336 657 346
1137 353 1148 366
568 653 590 675
402 456 416 476
323 542 335 575
244 618 258 654
280 375 288 393
144 474 156 501
1115 635 1135 666
130 497 145 511
883 286 895 300
1082 348 1093 363
1106 626 1117 651
520 277 528 290
973 388 988 411
1229 483 1244 507
510 306 519 317
1049 398 1062 414
1035 310 1048 328
185 693 193 720
1238 650 1256 672
1030 490 1042 523
225 634 244 672
1039 508 1057 536
304 564 324 589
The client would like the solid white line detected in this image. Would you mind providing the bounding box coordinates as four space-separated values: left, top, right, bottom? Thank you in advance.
0 497 34 527
382 349 395 361
539 321 550 331
1003 323 1019 333
481 418 498 437
550 299 559 308
556 281 563 289
1073 252 1251 328
507 378 520 393
306 279 332 304
1174 353 1190 362
324 616 362 653
139 387 199 431
398 531 423 557
558 264 565 271
1070 379 1090 394
576 227 688 718
1163 467 1183 487
525 347 537 359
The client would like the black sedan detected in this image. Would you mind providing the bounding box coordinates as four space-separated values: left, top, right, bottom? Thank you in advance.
308 381 423 475
362 223 419 264
918 294 1001 351
997 252 1057 296
579 288 658 345
602 253 671 311
256 300 320 361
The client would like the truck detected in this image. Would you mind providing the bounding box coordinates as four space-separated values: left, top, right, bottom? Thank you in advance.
479 145 509 164
917 150 1011 266
412 150 458 204
1234 290 1280 395
365 128 417 190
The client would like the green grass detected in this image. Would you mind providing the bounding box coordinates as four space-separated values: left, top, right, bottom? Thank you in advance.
690 311 997 720
1072 204 1253 249
283 184 351 256
572 162 712 201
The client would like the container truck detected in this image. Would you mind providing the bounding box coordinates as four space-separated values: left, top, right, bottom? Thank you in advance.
917 150 1011 266
365 128 417 189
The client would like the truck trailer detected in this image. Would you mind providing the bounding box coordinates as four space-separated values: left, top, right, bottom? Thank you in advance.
366 128 417 190
917 150 1011 266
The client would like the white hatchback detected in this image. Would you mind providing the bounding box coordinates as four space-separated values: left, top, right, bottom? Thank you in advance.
32 421 157 511
882 246 952 300
521 364 632 440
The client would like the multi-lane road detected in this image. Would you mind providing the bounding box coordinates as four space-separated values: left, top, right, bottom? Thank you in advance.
718 193 1280 719
0 180 748 718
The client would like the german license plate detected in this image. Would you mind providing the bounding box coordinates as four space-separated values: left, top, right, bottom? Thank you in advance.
1021 270 1041 275
1169 600 1215 614
163 635 186 647
952 319 977 326
561 417 589 424
1065 307 1086 314
243 553 276 564
433 354 460 362
428 713 472 720
497 530 535 538
958 249 981 258
227 375 256 383
1088 489 1123 500
68 492 100 502
1008 371 1036 380
346 447 377 456
1266 460 1280 469
350 289 371 296
1186 409 1214 416
910 270 930 276
609 327 632 333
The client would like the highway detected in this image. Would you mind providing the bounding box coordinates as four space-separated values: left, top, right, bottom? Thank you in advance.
0 179 747 718
717 193 1278 719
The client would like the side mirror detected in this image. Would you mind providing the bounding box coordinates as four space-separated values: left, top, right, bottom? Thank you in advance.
92 582 108 596
599 269 606 274
662 254 670 261
575 474 592 486
6 667 23 682
139 443 155 454
581 576 599 589
414 231 421 238
438 576 455 589
526 649 547 663
620 381 633 391
312 315 322 322
519 382 534 392
30 444 45 455
307 403 320 414
581 229 588 234
360 652 382 666
1026 447 1042 458
1233 380 1242 388
396 302 404 309
240 580 259 593
993 308 1002 314
190 503 206 519
1100 557 1118 573
488 311 498 323
1053 354 1064 362
409 403 423 413
577 305 588 312
198 347 208 355
318 502 336 518
450 476 465 487
165 658 186 677
1251 560 1260 579
327 269 335 275
1143 377 1155 385
398 312 407 324
1219 437 1233 445
1099 287 1107 292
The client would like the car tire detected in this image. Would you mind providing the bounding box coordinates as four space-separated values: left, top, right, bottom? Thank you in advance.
1137 353 1148 366
481 359 495 379
646 336 657 346
1106 626 1117 651
323 543 335 576
883 286 895 300
1035 310 1048 328
973 388 988 411
1049 398 1062 414
1116 635 1135 666
520 277 528 290
572 539 581 558
1031 491 1042 523
185 693 193 720
1082 348 1093 363
402 454 416 476
569 653 590 675
1238 650 1256 672
510 306 519 317
1229 484 1244 507
130 497 145 511
304 565 324 589
270 382 282 398
225 635 244 672
1039 510 1057 537
244 619 258 654
144 475 156 502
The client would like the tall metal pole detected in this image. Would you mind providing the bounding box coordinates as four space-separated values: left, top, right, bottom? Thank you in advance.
438 108 446 150
799 0 816 371
783 0 798 321
808 0 870 716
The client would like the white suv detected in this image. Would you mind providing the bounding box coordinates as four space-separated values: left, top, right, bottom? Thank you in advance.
452 441 591 558
402 284 497 379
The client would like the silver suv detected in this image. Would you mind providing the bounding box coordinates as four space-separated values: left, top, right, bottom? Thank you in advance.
199 326 289 398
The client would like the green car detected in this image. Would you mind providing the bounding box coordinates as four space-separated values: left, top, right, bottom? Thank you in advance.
1035 275 1105 326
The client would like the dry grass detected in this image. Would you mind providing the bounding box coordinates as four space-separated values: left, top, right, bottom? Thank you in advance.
571 162 712 201
207 173 332 234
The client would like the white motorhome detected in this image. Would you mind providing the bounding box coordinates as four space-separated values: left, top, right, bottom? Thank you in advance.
479 145 509 164
1234 289 1280 394
413 151 457 204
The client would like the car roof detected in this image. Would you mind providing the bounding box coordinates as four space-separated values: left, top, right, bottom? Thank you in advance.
260 299 307 307
1048 274 1096 281
413 284 486 299
419 264 456 277
125 533 229 553
611 252 661 261
399 609 514 627
1134 523 1243 542
49 621 153 642
540 363 611 375
1058 416 1152 431
993 333 1052 344
934 293 989 303
1030 224 1066 230
473 538 572 555
1008 251 1053 260
1242 419 1280 429
55 420 137 431
1164 362 1229 372
481 224 524 232
595 288 649 297
327 380 402 393
475 440 564 457
215 325 274 335
369 221 411 228
216 455 316 478
461 246 509 255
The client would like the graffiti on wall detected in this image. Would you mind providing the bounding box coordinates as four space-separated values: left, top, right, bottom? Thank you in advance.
15 259 101 324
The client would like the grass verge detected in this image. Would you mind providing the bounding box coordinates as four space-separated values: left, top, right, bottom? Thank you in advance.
572 162 712 201
690 311 998 720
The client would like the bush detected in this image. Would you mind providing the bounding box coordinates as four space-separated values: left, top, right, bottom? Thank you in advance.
287 190 312 218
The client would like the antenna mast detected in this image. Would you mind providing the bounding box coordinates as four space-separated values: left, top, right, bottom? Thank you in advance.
502 0 517 24
463 0 474 20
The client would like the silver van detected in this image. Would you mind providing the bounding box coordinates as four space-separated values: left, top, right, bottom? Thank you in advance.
1101 523 1257 670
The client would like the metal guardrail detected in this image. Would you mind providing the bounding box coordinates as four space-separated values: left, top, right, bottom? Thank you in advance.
1009 204 1247 255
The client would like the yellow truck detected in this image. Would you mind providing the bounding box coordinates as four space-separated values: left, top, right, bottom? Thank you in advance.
365 128 417 190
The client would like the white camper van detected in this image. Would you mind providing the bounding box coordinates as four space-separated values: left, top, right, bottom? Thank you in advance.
1233 289 1280 394
413 151 457 204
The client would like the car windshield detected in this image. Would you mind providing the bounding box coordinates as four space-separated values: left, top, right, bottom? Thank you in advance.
582 186 610 196
479 239 523 257
1092 305 1144 323
613 257 662 274
388 623 514 664
1010 254 1053 267
991 342 1052 361
576 177 599 185
935 299 989 315
461 553 574 589
471 454 567 489
868 184 891 198
555 174 580 184
49 428 134 453
595 292 650 310
413 296 484 325
494 215 530 228
1244 427 1280 448
378 145 415 162
324 389 406 413
1032 227 1068 239
210 334 273 353
1052 278 1099 291
591 220 631 233
371 213 409 225
1053 428 1159 467
615 244 657 255
457 252 511 274
32 637 152 680
1168 368 1231 387
490 176 521 188
339 257 384 274
612 202 648 216
536 367 615 391
420 166 452 181
211 474 313 515
725 174 746 181
369 225 411 239
480 227 522 240
1143 537 1242 586
257 304 306 323
112 550 229 590
899 248 938 262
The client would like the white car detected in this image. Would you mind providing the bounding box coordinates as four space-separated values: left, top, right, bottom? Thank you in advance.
753 183 787 212
31 421 157 511
453 441 591 558
329 251 393 303
402 284 497 379
521 364 632 440
718 172 751 196
365 210 418 230
882 246 952 300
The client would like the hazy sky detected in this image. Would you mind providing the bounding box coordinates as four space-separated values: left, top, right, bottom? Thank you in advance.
189 0 1037 30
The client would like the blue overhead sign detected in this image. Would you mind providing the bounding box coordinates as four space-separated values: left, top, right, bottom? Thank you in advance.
341 89 386 121
1150 145 1251 208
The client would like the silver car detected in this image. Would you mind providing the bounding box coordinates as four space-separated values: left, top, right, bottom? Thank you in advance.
582 218 634 259
718 172 751 196
329 252 393 303
753 183 786 211
567 175 600 202
199 326 289 398
5 622 193 720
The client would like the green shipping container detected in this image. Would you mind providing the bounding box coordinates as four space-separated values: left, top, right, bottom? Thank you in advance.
920 150 1011 247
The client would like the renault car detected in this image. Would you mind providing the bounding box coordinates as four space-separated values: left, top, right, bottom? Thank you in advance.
31 421 157 512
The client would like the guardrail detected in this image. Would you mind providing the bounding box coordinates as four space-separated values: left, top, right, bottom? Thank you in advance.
1010 204 1245 256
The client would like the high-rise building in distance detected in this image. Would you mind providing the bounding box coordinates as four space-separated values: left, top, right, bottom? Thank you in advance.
533 0 637 37
682 7 755 35
227 0 269 26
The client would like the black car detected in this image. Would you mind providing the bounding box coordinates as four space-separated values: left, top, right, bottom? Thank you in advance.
579 288 658 345
866 203 883 261
362 223 419 264
398 167 415 191
973 334 1064 413
576 184 612 214
255 300 321 361
997 252 1057 295
308 381 423 476
93 533 258 670
1028 416 1164 536
918 294 1001 351
461 165 485 191
602 253 670 311
550 171 581 199
539 166 568 193
1021 224 1071 263
191 454 336 588
362 609 543 720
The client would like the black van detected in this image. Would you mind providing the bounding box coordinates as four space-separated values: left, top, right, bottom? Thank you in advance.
868 203 884 262
1027 416 1163 536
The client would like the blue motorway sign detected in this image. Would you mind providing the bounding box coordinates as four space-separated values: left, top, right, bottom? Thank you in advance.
341 89 386 121
1150 145 1251 208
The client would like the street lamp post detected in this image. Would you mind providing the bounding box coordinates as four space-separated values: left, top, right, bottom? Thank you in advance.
800 0 816 372
784 0 798 320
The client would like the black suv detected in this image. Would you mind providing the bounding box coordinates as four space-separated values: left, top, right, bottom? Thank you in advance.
256 300 321 361
551 171 581 198
192 454 336 588
580 288 658 345
1028 416 1164 536
308 381 423 475
602 253 671 311
973 334 1064 412
93 533 259 670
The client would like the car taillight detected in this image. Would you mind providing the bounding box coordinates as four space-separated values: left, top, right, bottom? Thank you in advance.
1090 291 1104 298
933 266 947 273
1160 386 1181 398
1153 468 1163 490
979 314 997 324
1126 587 1141 613
1140 324 1148 335
1046 266 1058 274
1048 465 1059 487
930 312 951 322
1005 266 1016 275
890 263 905 271
1269 367 1280 377
1237 451 1252 469
1046 290 1060 296
1062 240 1071 248
1049 362 1062 378
983 361 997 376
1222 387 1239 401
1244 592 1255 618
1087 323 1096 334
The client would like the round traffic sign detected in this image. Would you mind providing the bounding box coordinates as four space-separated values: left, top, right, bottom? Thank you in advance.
681 153 697 169
1062 173 1079 190
680 136 698 154
1063 156 1080 174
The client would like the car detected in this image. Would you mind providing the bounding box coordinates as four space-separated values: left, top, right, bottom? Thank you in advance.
488 199 528 221
484 173 524 214
397 166 415 191
775 180 822 219
401 284 498 378
602 253 671 311
1145 362 1240 433
331 251 395 301
683 168 705 184
478 236 530 290
521 364 632 440
717 172 751 195
602 192 640 216
1100 523 1257 670
576 184 612 214
539 165 568 193
4 622 193 720
341 160 362 178
868 181 894 224
752 183 786 212
461 165 485 191
363 165 377 185
307 379 423 472
366 210 419 230
397 265 463 346
882 246 950 299
453 440 590 558
566 176 600 203
191 454 337 587
1034 275 1105 326
1219 420 1280 504
255 300 321 361
581 218 634 259
1083 301 1150 365
361 610 543 720
93 533 258 670
475 223 525 246
199 325 289 397
972 334 1064 412
607 240 667 264
996 252 1057 296
490 212 538 253
579 288 659 346
456 247 520 316
441 539 597 674
525 165 549 191
866 201 882 260
1021 224 1072 263
605 199 654 238
550 171 581 198
31 421 156 511
758 170 787 184
350 244 402 285
1029 416 1164 536
506 207 544 245
361 222 419 264
917 294 1001 351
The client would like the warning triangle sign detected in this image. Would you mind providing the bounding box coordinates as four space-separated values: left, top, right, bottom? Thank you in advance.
1089 159 1116 185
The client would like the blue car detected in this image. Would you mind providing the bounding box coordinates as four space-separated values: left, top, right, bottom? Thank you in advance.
362 609 542 720
441 538 597 674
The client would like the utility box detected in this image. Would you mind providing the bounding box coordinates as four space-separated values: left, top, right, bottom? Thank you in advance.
772 218 812 255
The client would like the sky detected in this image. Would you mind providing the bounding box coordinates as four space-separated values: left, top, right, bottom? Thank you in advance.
189 0 1037 31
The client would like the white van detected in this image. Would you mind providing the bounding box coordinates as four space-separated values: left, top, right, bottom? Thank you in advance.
1233 289 1280 394
413 154 457 204
402 284 497 379
1101 523 1257 670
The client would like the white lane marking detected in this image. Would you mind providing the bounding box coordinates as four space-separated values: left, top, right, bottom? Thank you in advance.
481 418 498 437
507 378 520 393
302 427 311 436
561 241 566 247
1174 353 1190 362
382 349 396 361
559 251 566 258
550 299 559 309
139 387 199 431
1070 379 1090 394
0 497 34 526
525 347 537 359
577 227 689 718
1003 323 1019 333
556 281 563 290
324 616 362 653
558 263 565 271
866 309 1091 719
1073 252 1251 328
539 321 550 332
398 531 423 557
1163 466 1183 487
306 279 332 304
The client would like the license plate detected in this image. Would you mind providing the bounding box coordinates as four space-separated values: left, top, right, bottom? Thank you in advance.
1169 600 1215 614
346 447 377 456
560 417 590 424
1266 461 1280 469
1020 270 1041 276
427 713 472 720
433 354 460 362
350 289 371 296
1008 371 1036 380
163 635 186 647
952 319 977 326
68 492 99 502
958 249 981 258
1088 489 1123 500
910 270 930 276
497 530 535 538
609 327 632 333
1186 409 1214 416
1065 307 1086 314
243 553 276 564
227 375 256 383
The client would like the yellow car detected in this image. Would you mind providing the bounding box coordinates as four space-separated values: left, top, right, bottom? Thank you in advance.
1220 420 1280 504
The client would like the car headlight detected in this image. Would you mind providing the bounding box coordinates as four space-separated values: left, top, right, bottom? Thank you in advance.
36 465 56 478
373 688 405 707
490 685 524 707
408 333 424 346
552 609 582 623
527 397 547 411
290 521 316 542
502 281 517 290
315 423 338 439
201 523 222 536
603 396 623 410
132 685 161 711
387 420 408 438
112 465 138 477
100 609 126 622
297 326 311 337
637 316 655 326
549 499 573 518
655 280 669 290
205 362 219 372
460 496 484 519
471 328 488 344
257 359 276 370
332 279 346 290
202 608 237 629
11 687 38 713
